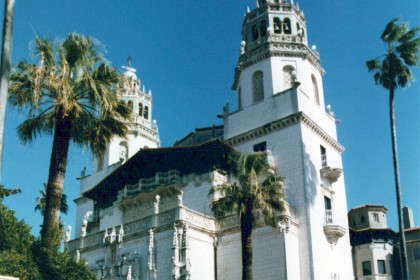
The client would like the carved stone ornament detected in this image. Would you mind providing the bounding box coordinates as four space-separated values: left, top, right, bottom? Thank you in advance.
320 167 343 183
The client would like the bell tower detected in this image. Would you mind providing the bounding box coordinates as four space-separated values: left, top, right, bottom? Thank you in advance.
92 59 160 173
222 1 354 279
75 60 160 239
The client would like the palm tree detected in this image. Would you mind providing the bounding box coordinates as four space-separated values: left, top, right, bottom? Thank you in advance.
0 0 15 180
366 19 419 280
209 152 285 280
8 33 131 249
35 183 68 217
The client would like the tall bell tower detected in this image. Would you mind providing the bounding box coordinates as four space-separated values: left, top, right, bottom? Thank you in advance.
222 1 354 279
74 60 160 239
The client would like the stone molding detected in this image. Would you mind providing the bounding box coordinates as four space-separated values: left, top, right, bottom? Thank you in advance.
225 112 344 153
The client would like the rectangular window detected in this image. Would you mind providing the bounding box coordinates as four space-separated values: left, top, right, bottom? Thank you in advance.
320 145 327 167
377 260 386 274
253 142 267 152
413 248 420 261
324 196 332 224
362 261 372 275
373 213 379 223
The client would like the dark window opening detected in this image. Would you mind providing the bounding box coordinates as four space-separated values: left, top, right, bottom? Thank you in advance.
259 20 267 37
361 215 365 224
283 18 291 34
273 18 282 34
253 142 267 152
362 261 372 276
252 25 259 41
139 103 143 116
144 106 149 120
320 146 327 167
377 260 386 274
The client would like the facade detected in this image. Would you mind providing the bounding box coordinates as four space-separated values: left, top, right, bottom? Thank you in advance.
349 205 420 280
67 1 354 279
348 205 395 280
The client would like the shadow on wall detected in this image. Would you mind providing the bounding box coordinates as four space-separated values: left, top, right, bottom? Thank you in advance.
302 143 318 207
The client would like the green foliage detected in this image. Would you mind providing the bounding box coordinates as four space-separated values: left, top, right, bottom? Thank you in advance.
366 19 419 90
32 241 96 280
0 251 41 280
0 197 96 279
0 184 21 201
35 183 68 216
0 203 34 253
210 152 286 226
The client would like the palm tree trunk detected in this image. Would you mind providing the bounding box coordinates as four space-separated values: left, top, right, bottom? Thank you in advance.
41 117 72 249
241 211 253 280
389 88 409 280
0 0 15 180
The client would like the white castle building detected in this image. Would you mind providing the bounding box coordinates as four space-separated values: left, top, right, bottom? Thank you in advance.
67 1 354 279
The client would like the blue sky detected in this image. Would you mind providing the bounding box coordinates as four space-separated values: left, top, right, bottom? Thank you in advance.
1 0 419 237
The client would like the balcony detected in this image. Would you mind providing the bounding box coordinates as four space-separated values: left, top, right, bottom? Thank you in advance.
320 154 342 183
323 210 346 245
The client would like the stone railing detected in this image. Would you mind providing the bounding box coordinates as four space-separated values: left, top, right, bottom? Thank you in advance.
67 206 215 253
123 170 181 197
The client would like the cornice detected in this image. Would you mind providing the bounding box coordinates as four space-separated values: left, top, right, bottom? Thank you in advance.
225 112 344 153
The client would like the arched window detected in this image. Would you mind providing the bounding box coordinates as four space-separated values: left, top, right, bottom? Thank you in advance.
273 17 282 34
252 25 259 41
283 18 291 34
283 65 295 89
237 87 242 110
252 71 264 103
311 74 320 105
119 141 128 162
259 20 267 37
296 22 301 32
138 103 143 116
144 106 149 120
127 100 133 112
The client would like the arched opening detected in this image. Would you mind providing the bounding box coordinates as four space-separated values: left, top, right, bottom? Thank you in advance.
127 100 133 112
119 141 128 162
252 25 259 41
237 87 242 110
259 20 267 37
144 106 149 120
312 74 320 105
138 103 143 116
283 65 295 89
252 71 264 103
283 18 291 34
273 17 282 34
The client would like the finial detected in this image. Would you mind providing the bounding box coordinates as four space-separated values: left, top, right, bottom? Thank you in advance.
127 55 132 67
247 6 250 13
291 0 294 5
297 3 300 10
256 0 259 8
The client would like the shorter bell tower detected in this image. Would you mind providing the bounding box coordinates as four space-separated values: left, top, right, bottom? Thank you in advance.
74 60 160 239
92 59 160 173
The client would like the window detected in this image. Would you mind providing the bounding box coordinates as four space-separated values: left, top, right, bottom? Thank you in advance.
144 106 149 120
253 142 267 152
259 20 267 37
127 100 133 112
361 215 365 224
252 25 259 41
362 261 372 276
252 71 264 103
377 260 386 274
283 18 291 34
283 65 294 89
237 87 242 110
311 74 320 105
413 248 420 261
138 103 143 116
324 196 332 224
373 213 379 223
320 145 327 168
119 141 128 162
273 18 282 34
